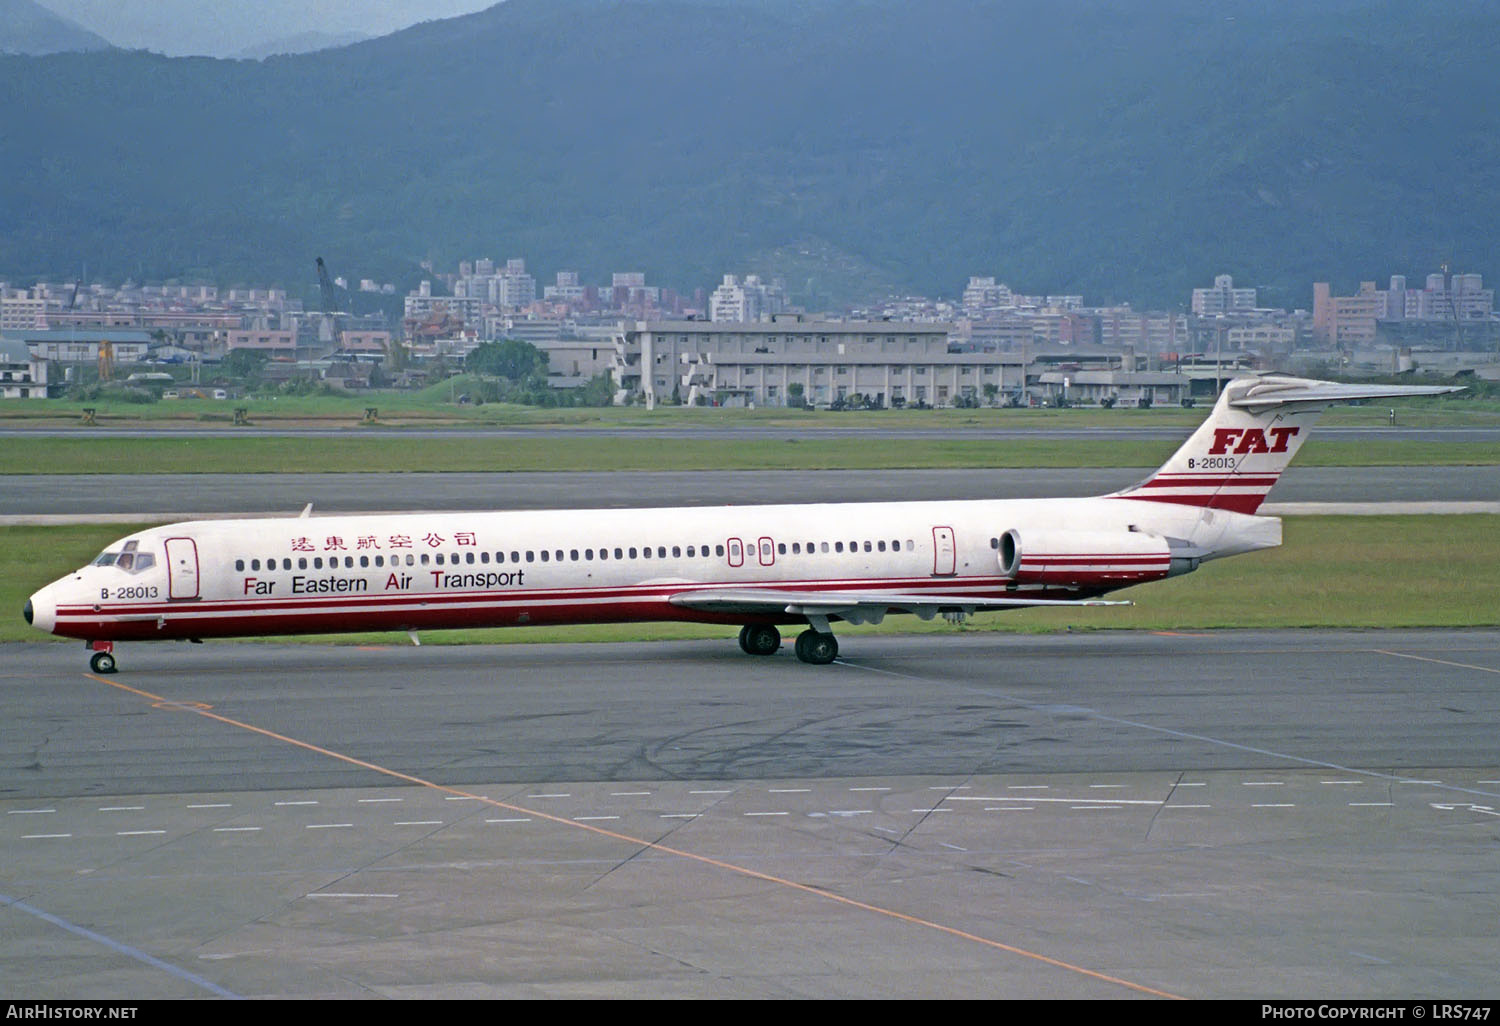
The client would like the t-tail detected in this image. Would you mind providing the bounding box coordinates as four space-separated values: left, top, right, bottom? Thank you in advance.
1110 375 1461 516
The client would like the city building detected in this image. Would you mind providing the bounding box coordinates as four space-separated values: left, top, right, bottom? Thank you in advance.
0 336 48 398
613 318 1028 408
11 327 152 364
1191 274 1258 317
708 274 788 323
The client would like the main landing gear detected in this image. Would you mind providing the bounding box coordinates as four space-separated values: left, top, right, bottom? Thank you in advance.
737 624 839 664
738 624 781 655
793 629 838 665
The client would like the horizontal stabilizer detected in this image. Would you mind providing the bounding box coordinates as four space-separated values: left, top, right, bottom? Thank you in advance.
1226 377 1462 412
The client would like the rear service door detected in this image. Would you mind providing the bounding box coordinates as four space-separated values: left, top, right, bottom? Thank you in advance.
165 537 200 600
932 526 956 576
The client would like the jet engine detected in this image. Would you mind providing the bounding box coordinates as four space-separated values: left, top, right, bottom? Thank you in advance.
998 528 1198 587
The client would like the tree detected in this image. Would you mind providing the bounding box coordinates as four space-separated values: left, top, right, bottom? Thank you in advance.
466 339 547 381
222 348 270 382
579 373 615 407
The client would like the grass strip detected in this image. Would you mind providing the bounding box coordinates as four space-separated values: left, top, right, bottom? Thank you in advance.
4 436 1499 475
4 392 1498 430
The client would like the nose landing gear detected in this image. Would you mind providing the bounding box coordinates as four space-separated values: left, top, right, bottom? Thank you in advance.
87 641 117 675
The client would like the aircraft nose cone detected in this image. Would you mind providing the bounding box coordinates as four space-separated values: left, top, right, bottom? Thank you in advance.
24 588 56 634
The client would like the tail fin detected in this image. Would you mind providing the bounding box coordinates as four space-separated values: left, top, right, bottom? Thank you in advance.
1111 375 1461 515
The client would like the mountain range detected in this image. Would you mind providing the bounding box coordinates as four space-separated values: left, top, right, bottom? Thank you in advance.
1 0 1497 309
0 0 110 55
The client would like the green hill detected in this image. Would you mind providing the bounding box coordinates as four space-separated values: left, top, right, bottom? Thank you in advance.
0 0 1495 307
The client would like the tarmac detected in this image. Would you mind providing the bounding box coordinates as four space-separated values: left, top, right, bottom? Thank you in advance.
3 630 1499 999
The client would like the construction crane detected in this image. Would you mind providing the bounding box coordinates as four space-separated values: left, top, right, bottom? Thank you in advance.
314 256 347 353
315 256 339 316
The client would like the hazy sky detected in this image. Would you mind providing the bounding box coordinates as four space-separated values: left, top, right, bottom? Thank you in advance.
41 0 498 56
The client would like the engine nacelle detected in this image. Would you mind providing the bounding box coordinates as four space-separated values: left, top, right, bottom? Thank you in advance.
998 528 1196 587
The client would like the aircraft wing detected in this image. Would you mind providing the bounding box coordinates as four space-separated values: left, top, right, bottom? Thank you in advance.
669 588 1128 625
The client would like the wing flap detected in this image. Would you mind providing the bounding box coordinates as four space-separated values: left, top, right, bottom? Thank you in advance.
669 587 1129 620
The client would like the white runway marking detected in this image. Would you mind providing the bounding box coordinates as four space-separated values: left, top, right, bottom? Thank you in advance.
307 893 399 899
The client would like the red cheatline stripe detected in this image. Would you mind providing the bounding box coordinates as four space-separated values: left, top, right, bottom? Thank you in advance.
1018 556 1167 565
1137 475 1279 489
1112 493 1266 514
56 575 1027 618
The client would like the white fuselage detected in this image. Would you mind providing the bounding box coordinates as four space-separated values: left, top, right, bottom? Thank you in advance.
25 493 1277 643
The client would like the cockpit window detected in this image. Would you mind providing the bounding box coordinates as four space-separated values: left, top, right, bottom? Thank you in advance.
92 547 155 573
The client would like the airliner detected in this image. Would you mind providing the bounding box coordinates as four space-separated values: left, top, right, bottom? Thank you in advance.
24 375 1457 673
